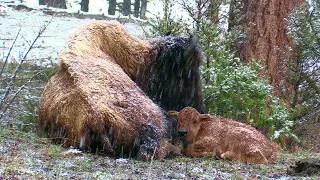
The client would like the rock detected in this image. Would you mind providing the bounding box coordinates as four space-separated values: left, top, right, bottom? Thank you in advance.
287 158 320 176
13 4 34 11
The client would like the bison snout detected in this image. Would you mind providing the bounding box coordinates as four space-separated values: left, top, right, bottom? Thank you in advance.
178 128 188 136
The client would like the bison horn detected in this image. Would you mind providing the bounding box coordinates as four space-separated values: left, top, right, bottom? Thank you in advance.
183 34 198 67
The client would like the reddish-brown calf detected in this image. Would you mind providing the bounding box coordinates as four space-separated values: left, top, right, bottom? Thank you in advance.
169 107 277 164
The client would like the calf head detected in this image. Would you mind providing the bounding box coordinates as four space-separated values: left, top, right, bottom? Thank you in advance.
168 107 210 148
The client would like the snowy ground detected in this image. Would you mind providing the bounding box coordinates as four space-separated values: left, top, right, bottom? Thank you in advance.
0 3 145 63
1 128 319 179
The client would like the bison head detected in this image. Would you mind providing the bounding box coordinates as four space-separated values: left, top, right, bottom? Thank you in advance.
136 34 204 113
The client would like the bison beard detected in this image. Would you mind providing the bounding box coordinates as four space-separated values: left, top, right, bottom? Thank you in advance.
38 21 203 160
136 35 204 113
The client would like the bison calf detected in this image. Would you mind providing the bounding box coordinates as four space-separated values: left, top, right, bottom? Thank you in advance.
169 107 277 164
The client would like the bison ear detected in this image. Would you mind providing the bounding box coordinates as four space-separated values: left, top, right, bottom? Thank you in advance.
183 33 198 65
199 114 211 122
168 110 179 119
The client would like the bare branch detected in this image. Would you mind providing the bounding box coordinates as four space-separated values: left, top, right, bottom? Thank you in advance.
0 71 42 119
0 19 52 112
21 34 31 47
0 28 21 78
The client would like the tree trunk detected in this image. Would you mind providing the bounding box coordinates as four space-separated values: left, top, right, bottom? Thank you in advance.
39 0 67 9
236 0 304 97
123 0 131 16
108 0 116 15
80 0 89 12
140 0 147 19
134 0 140 17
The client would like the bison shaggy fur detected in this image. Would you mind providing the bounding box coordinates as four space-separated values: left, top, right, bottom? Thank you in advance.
38 21 186 160
137 35 204 112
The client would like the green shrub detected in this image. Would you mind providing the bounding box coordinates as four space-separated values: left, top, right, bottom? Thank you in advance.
203 53 298 142
144 0 186 37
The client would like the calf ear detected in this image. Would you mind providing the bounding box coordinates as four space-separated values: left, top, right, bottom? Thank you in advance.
168 110 179 119
199 114 211 122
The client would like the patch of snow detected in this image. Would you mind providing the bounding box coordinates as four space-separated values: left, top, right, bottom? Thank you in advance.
88 0 107 14
26 0 38 8
115 158 128 163
21 0 163 18
191 167 203 173
62 148 83 156
0 7 145 63
0 4 8 16
173 173 186 179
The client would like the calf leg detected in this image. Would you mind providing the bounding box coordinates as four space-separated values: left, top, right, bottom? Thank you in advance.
156 138 181 159
245 150 269 164
221 151 239 160
191 151 214 157
187 144 216 157
221 150 269 164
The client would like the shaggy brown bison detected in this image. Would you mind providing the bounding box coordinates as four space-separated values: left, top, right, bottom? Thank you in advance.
169 107 278 164
38 21 203 160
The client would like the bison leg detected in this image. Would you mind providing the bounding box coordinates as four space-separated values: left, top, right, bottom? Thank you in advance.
136 124 162 160
136 123 180 160
101 136 115 155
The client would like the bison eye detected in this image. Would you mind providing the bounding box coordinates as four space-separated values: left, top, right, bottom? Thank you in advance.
193 120 197 124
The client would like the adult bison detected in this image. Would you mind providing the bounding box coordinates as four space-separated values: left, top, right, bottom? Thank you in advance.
38 21 204 160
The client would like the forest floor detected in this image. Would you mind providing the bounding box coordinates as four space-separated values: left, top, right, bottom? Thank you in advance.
0 127 320 179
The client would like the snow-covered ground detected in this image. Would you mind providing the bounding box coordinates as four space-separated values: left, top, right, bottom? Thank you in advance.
0 3 145 63
23 0 163 17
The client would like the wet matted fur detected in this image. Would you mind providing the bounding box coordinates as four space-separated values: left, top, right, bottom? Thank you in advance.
137 35 204 113
38 21 180 160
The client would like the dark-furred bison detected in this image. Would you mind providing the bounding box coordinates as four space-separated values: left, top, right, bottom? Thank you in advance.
137 35 204 113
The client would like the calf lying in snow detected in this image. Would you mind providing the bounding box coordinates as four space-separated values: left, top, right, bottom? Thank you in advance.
169 107 277 164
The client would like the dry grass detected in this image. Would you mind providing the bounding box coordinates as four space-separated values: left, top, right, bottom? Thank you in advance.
1 125 319 179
